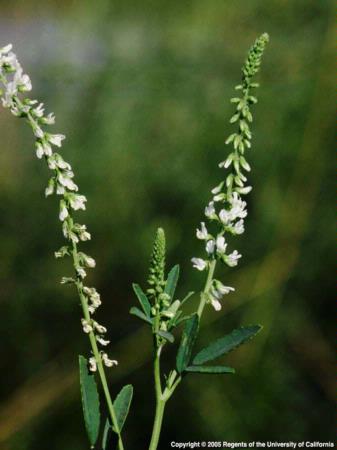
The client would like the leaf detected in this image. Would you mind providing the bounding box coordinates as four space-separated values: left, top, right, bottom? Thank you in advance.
129 306 153 325
186 365 235 374
132 283 151 317
193 325 262 365
164 265 180 300
113 384 134 432
79 355 100 447
157 330 175 343
176 313 199 373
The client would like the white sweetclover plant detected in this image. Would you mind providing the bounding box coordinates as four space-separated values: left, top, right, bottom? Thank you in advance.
1 34 269 450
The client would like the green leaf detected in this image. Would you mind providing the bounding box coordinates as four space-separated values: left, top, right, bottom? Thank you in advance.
164 265 180 300
113 384 133 432
132 283 151 317
102 418 113 450
157 330 175 343
79 355 100 447
129 306 153 325
176 313 199 373
193 325 262 365
186 365 235 374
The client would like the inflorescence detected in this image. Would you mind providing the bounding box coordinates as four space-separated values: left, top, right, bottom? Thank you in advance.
191 33 269 312
0 43 117 371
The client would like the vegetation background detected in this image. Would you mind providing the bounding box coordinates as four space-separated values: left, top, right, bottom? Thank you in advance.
0 1 334 449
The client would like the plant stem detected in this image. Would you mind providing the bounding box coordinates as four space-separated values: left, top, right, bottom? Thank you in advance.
148 347 166 450
148 260 217 450
197 259 217 317
72 241 125 450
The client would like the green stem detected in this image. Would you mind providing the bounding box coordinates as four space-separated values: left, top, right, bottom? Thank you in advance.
148 346 166 450
148 260 217 450
148 397 166 450
72 242 125 450
197 259 217 317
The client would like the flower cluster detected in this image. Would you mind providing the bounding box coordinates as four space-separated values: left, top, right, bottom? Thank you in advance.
191 33 269 312
0 44 116 371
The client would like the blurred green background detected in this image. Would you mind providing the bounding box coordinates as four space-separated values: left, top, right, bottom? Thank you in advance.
0 1 334 449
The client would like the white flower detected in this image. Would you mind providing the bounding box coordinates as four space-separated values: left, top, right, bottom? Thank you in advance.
205 201 216 218
45 178 55 197
33 103 45 117
58 173 78 191
219 196 247 225
94 321 107 334
35 142 44 159
44 143 52 157
101 353 118 368
0 44 13 55
211 181 224 195
191 257 207 271
76 266 86 278
47 156 57 169
229 192 247 219
59 201 69 221
208 282 234 311
81 319 93 334
83 287 101 308
213 193 225 202
55 157 71 170
215 282 235 295
72 224 91 242
48 133 65 147
79 227 91 241
206 239 215 254
42 112 55 125
89 357 97 372
219 153 234 169
56 184 65 195
34 126 44 139
97 336 110 346
20 74 32 92
14 68 32 92
236 186 252 195
232 219 245 235
69 194 87 211
196 222 208 240
216 236 227 253
226 250 242 267
36 141 52 158
211 298 222 311
219 209 231 225
81 253 96 268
